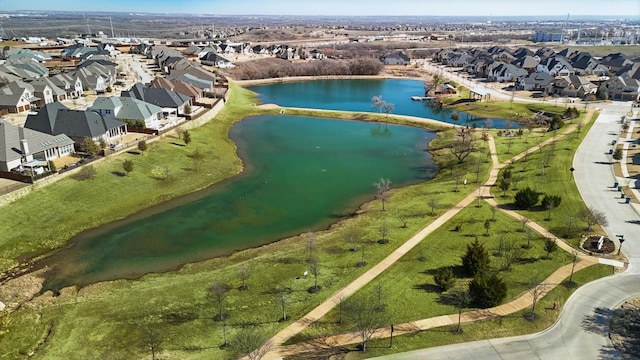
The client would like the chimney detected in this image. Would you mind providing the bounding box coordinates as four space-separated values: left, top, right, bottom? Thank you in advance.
19 127 29 155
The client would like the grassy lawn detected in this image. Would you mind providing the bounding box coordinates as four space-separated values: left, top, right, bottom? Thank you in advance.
0 83 491 359
491 111 602 246
0 78 611 360
332 264 613 360
288 197 572 344
490 110 589 164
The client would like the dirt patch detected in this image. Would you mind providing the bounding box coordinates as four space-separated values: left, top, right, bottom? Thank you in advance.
610 297 640 357
581 235 615 254
0 268 47 313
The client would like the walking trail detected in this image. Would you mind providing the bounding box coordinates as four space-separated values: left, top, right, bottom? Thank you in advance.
260 110 605 360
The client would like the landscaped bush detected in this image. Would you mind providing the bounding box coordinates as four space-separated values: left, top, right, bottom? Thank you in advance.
514 186 540 209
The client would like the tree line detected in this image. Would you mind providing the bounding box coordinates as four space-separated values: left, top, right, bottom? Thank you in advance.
230 57 384 80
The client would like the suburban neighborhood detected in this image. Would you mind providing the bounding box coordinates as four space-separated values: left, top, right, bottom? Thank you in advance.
1 3 640 360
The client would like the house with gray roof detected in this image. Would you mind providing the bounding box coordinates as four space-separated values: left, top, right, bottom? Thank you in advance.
89 96 164 129
570 52 608 76
121 83 191 116
515 72 555 91
0 81 38 113
200 52 233 68
380 51 410 65
599 76 640 101
50 73 84 99
25 102 127 146
550 75 598 98
487 62 527 82
0 63 41 82
0 119 74 174
32 78 68 103
536 56 575 76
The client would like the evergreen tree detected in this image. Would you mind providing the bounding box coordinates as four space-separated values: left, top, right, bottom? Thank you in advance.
461 237 490 276
469 272 507 308
514 187 540 209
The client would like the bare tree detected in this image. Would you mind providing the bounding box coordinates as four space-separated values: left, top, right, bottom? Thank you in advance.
382 102 395 118
374 178 391 211
579 207 609 231
501 240 523 271
345 292 388 351
309 261 321 293
527 278 549 319
520 216 530 232
428 196 439 216
378 220 389 244
278 290 289 321
448 289 471 333
140 327 164 360
371 95 384 114
344 227 361 252
209 280 228 321
568 250 579 285
305 233 316 263
239 265 249 291
374 282 385 311
449 127 478 163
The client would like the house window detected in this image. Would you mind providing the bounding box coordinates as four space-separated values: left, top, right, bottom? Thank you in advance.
106 109 111 114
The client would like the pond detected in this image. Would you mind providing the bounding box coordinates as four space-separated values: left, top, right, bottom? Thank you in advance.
41 115 437 290
248 78 520 128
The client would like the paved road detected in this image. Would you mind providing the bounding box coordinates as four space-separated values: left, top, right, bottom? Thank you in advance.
369 103 640 360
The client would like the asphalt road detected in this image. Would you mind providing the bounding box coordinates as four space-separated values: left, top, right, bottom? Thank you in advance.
369 103 640 360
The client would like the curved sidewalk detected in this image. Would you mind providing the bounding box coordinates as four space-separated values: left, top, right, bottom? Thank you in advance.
262 111 599 359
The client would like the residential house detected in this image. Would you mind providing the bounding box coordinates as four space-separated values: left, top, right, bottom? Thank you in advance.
380 51 410 65
600 53 634 73
25 103 127 146
514 72 555 91
0 120 75 174
570 52 608 76
5 49 52 63
493 50 517 63
511 55 540 73
0 70 20 87
550 75 598 98
50 73 83 99
89 96 164 129
61 44 99 59
0 63 41 81
617 63 640 81
536 56 575 76
448 53 474 67
512 47 534 60
5 59 49 78
32 78 67 103
121 83 191 117
200 52 233 68
309 49 325 60
150 77 203 102
0 81 38 113
599 76 640 101
487 62 527 82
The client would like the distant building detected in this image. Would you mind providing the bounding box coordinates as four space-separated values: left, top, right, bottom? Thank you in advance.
533 31 563 43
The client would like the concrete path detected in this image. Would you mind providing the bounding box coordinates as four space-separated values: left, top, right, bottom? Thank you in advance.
270 111 599 358
367 104 640 360
261 111 601 359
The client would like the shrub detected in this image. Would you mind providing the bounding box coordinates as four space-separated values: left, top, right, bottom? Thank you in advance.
433 267 456 291
74 165 96 180
469 272 508 308
514 187 540 209
138 140 148 152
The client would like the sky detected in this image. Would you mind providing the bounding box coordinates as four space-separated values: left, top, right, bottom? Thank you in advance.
0 0 639 17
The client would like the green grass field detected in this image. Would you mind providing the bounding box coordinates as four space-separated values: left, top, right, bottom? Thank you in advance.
0 81 612 360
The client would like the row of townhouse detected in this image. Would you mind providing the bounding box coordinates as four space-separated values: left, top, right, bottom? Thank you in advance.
432 46 640 100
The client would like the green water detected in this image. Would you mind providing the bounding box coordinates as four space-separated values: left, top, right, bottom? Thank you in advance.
42 115 436 290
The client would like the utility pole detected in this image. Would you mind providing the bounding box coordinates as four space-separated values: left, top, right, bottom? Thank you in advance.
110 16 115 38
560 13 569 44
